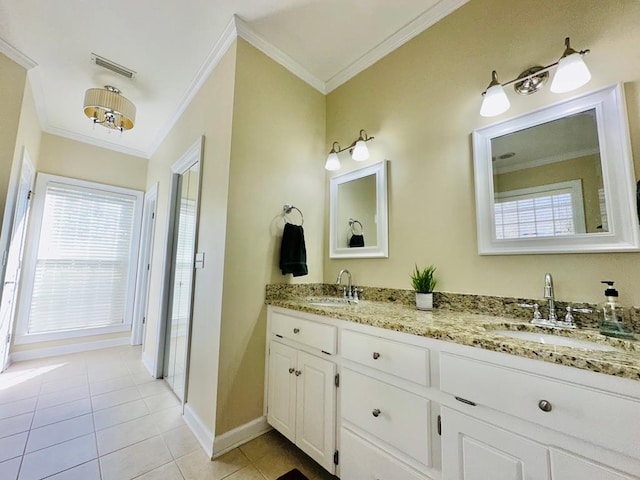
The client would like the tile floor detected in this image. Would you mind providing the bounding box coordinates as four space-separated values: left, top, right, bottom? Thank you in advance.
0 345 337 480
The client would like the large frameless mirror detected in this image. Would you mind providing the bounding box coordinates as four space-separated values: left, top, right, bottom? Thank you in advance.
473 84 639 254
329 160 388 258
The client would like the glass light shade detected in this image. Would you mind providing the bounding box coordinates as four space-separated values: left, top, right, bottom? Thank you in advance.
480 84 510 117
83 86 136 130
351 140 369 161
550 53 591 93
325 152 341 171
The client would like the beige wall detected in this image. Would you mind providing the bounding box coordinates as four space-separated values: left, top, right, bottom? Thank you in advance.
324 0 640 305
215 39 325 434
38 133 147 190
0 53 27 221
144 42 238 435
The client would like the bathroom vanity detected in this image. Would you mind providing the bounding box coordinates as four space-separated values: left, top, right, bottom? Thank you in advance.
264 297 640 480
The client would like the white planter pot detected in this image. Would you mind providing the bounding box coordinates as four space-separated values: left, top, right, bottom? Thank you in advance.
415 292 433 311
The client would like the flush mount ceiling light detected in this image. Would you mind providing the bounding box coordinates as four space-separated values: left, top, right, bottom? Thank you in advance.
325 129 375 171
83 85 136 132
480 37 591 117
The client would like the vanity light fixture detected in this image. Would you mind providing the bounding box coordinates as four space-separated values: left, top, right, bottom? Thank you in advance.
83 85 136 132
480 37 591 117
325 129 375 171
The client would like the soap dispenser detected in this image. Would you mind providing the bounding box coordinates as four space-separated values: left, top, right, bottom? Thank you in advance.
599 281 634 339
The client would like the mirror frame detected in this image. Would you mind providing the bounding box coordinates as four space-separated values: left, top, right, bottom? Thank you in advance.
473 84 639 255
330 160 389 258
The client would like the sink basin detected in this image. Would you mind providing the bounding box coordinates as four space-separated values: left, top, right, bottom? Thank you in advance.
494 330 622 352
306 297 350 308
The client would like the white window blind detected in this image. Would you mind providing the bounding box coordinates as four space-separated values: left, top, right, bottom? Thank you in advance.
170 199 196 327
494 180 586 240
26 183 138 335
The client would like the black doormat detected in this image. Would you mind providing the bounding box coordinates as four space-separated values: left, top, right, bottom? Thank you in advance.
277 468 309 480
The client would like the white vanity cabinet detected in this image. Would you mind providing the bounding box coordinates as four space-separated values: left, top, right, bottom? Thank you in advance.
440 350 640 480
340 328 438 480
266 309 338 474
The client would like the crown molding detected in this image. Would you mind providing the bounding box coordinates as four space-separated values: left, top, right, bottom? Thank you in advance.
0 37 37 70
493 147 600 175
325 0 469 92
43 125 150 159
147 17 238 157
234 15 326 94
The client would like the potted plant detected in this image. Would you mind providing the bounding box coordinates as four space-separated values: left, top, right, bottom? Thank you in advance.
411 264 437 311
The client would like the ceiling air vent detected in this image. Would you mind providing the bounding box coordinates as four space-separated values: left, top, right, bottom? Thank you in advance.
91 53 137 80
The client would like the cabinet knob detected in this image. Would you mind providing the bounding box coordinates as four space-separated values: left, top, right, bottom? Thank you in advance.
538 400 552 412
295 370 302 376
288 368 295 374
293 328 300 334
372 352 380 360
372 408 381 418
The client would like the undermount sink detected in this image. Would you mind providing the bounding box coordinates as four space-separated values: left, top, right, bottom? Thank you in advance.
306 297 350 308
494 330 622 352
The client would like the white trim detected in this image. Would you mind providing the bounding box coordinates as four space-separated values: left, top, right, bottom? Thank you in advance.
0 37 37 69
148 19 237 157
43 125 150 160
183 403 214 459
213 417 271 458
234 16 326 94
493 147 600 175
325 0 470 92
142 351 155 377
9 336 129 363
132 183 159 346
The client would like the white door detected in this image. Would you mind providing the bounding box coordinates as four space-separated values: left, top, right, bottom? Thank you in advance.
441 407 549 480
132 184 157 347
295 350 336 474
0 150 35 371
549 448 636 480
267 341 297 443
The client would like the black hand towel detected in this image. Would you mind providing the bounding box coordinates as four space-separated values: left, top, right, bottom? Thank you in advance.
349 233 365 247
280 223 308 277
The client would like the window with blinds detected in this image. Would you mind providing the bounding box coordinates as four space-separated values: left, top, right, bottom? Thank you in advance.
17 174 142 343
494 180 586 240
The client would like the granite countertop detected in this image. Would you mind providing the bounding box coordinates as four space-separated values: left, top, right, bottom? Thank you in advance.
266 297 640 381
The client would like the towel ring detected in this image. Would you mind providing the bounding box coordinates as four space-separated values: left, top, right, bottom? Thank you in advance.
349 218 364 235
283 204 304 226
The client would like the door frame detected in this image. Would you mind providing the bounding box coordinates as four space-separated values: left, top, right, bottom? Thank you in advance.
132 183 158 346
0 148 35 371
153 136 204 400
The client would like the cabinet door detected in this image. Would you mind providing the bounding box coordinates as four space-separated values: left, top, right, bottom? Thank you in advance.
550 448 637 480
442 407 549 480
295 351 336 474
267 341 297 443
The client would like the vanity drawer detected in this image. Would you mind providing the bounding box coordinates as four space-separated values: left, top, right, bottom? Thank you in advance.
270 310 337 354
440 352 640 459
342 367 431 467
341 428 429 480
342 329 430 386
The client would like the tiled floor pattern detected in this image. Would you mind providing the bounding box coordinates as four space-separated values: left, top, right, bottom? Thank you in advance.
0 346 337 480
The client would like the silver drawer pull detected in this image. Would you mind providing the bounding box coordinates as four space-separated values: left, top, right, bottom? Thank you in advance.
372 352 380 360
538 400 552 412
288 368 295 374
372 408 381 417
293 328 300 334
295 370 302 376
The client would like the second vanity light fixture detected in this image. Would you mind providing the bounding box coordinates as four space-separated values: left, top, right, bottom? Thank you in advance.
325 129 374 171
480 37 591 117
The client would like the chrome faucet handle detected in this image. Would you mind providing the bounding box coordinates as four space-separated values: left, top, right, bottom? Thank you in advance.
561 305 593 328
351 287 363 303
519 303 542 320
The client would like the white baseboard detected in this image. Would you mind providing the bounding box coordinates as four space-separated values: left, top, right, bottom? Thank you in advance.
9 336 130 363
213 416 271 458
183 403 215 459
142 351 155 377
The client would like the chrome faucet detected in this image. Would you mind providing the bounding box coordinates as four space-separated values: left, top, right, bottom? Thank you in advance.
544 273 558 322
336 269 353 301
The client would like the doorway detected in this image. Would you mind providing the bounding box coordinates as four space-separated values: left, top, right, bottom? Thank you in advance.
0 149 35 372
